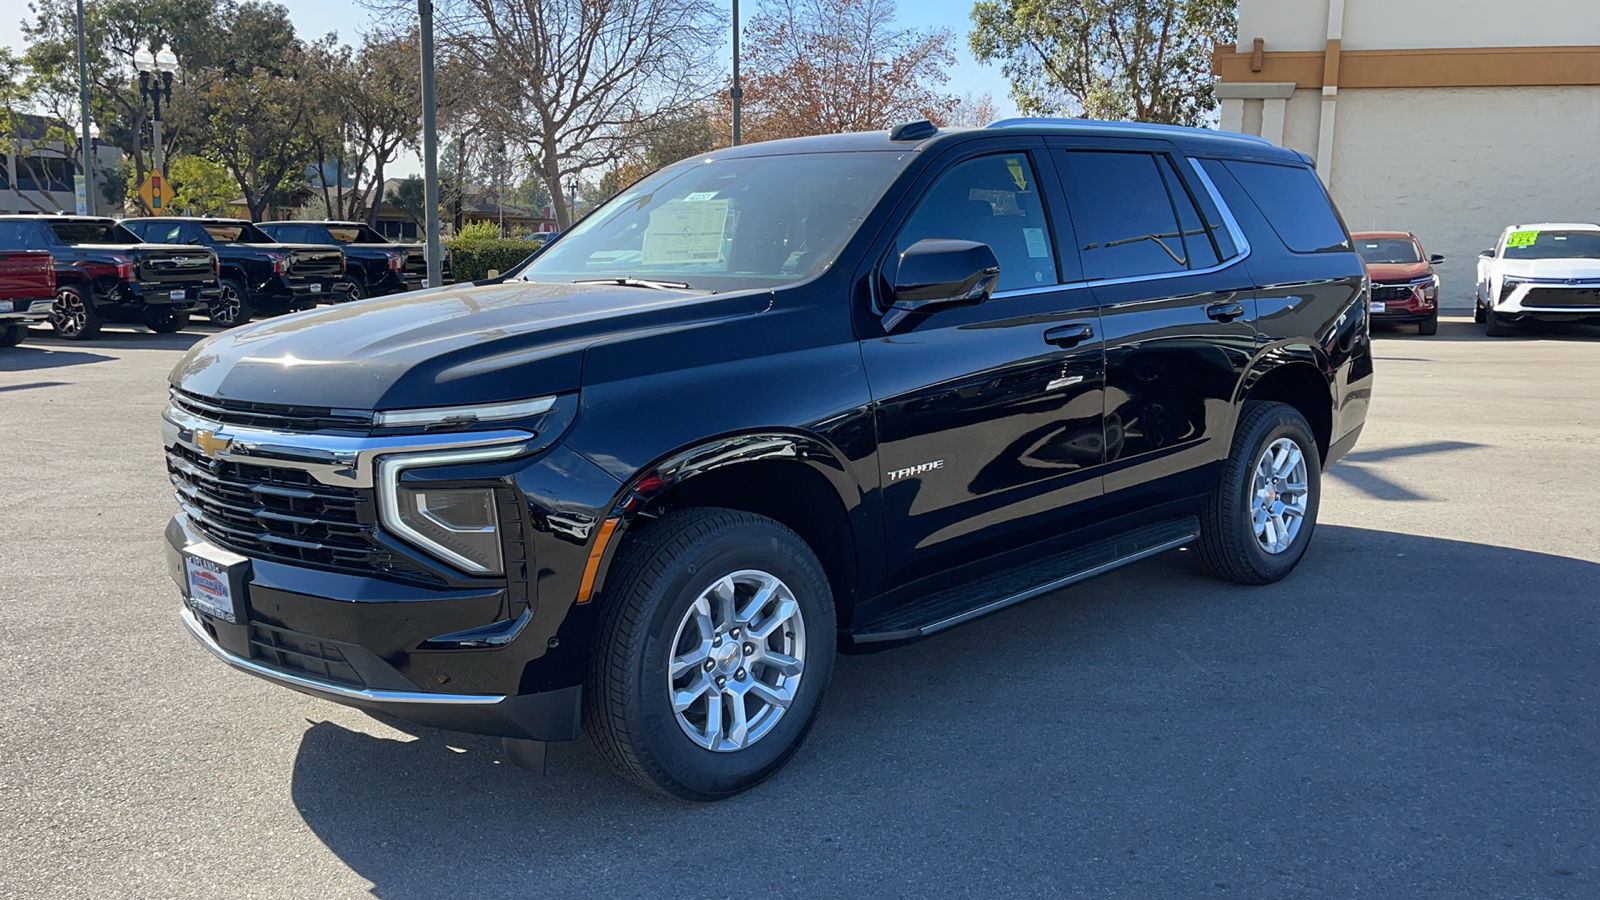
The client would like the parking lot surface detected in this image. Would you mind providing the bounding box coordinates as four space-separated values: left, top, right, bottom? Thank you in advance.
2 317 1599 899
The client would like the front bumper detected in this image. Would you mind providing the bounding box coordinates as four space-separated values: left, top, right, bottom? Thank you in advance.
1493 282 1600 317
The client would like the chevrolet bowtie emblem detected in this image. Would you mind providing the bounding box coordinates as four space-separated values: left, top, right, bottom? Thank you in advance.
194 429 231 459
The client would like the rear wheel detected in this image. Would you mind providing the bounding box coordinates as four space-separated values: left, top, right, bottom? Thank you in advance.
1473 299 1487 324
1197 401 1322 585
0 323 26 347
208 278 253 328
342 275 368 301
1485 305 1516 337
50 285 102 341
144 309 191 333
1417 311 1438 336
585 508 835 801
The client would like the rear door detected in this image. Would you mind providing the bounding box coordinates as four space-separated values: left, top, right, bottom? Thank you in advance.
860 139 1106 585
1050 141 1259 505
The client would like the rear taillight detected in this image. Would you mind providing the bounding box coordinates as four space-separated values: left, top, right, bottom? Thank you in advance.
110 254 134 281
214 254 222 278
265 252 286 274
386 251 403 271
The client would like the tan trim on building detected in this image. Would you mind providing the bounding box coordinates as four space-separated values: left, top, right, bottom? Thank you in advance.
1214 43 1600 88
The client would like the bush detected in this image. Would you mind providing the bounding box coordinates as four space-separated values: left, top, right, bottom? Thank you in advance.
454 220 502 241
446 238 537 281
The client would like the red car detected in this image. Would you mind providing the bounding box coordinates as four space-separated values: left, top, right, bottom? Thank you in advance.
1353 231 1446 335
0 248 56 348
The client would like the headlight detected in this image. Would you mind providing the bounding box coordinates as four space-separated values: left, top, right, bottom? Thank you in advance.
1500 277 1524 301
1423 276 1439 299
374 395 556 428
376 442 527 575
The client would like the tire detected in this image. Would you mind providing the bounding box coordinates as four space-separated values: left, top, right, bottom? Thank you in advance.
1196 401 1322 585
144 309 191 333
342 275 368 302
208 278 253 328
1417 311 1438 336
0 323 25 347
50 284 102 341
1473 300 1487 324
585 508 836 801
1485 305 1516 337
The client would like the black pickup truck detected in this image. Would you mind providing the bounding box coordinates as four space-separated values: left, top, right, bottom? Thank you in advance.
121 217 349 327
0 215 218 339
256 221 449 298
163 119 1372 800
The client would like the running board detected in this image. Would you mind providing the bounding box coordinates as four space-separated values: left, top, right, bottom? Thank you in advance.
850 517 1199 644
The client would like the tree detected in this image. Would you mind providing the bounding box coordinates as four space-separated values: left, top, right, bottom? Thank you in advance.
391 175 428 228
322 34 421 227
188 53 320 220
969 0 1235 125
430 0 725 228
167 154 236 214
942 92 998 127
598 105 723 202
739 0 958 142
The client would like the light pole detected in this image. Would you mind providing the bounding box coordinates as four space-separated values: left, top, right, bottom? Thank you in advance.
730 0 742 145
418 0 443 288
134 46 178 175
74 0 94 215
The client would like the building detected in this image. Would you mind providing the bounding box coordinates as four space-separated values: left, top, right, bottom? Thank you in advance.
1213 0 1600 306
0 114 122 215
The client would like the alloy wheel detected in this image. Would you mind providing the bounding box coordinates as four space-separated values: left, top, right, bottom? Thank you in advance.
212 284 245 326
667 569 807 752
1250 437 1310 555
52 289 87 337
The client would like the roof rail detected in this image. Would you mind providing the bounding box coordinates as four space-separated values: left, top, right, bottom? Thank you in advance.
985 116 1276 146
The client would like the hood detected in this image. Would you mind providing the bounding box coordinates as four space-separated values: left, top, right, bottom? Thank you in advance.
169 280 766 410
1365 261 1432 283
1499 258 1600 280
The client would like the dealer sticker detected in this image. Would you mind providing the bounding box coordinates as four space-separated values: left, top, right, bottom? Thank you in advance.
184 550 237 622
1507 231 1539 248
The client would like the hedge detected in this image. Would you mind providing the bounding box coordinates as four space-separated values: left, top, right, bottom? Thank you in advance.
446 238 544 282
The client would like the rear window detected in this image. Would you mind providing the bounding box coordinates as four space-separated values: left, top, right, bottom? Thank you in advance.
1220 160 1350 254
203 223 274 243
45 221 140 244
325 224 389 244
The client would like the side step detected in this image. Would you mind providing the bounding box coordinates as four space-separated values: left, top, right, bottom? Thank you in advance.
850 517 1199 644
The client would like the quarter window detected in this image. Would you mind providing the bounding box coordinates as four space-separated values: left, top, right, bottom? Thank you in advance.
893 153 1061 292
1219 159 1350 254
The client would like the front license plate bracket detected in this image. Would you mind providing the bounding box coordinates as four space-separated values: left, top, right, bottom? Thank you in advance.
182 542 250 624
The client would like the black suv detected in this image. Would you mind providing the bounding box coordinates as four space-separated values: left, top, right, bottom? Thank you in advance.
0 215 218 339
121 217 349 327
162 119 1372 800
256 220 447 298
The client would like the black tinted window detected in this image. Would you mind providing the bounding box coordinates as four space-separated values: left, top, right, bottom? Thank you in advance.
0 221 41 249
894 153 1060 291
1160 155 1220 270
1059 151 1188 279
1221 160 1349 254
45 221 139 244
263 224 314 243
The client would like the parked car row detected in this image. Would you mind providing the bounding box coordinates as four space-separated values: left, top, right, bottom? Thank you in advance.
0 214 452 345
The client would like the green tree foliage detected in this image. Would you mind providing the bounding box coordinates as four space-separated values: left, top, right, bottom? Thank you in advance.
969 0 1235 125
168 154 236 215
391 175 429 226
445 236 535 281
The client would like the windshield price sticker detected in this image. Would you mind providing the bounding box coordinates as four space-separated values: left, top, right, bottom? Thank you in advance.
1507 230 1539 248
642 199 731 266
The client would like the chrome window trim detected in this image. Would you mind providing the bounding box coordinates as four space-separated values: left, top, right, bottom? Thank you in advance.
1186 157 1252 260
180 608 506 705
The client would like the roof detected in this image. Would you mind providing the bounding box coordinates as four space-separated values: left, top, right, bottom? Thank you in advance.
1351 231 1417 239
256 220 367 227
709 117 1303 164
0 214 118 223
122 216 251 225
1505 222 1600 232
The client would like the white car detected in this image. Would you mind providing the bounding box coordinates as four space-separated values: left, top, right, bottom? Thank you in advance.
1476 223 1600 336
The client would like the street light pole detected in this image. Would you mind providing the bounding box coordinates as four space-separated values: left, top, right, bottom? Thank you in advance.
74 0 93 215
419 0 443 288
730 0 742 146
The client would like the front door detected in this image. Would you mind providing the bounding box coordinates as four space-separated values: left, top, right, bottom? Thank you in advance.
861 144 1106 587
1051 145 1259 504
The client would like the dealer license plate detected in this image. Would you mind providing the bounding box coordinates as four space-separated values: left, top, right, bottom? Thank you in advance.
1369 301 1385 313
170 289 187 301
309 283 322 293
0 301 12 313
183 542 247 623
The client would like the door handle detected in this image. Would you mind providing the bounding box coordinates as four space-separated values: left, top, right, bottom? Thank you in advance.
1206 302 1245 323
1044 323 1095 348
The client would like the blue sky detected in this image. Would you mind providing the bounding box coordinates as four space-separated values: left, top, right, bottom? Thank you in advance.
1 0 1020 176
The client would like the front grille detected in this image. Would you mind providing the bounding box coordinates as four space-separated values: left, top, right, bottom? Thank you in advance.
171 389 372 434
1371 283 1418 304
249 622 365 687
1522 288 1600 309
166 442 440 584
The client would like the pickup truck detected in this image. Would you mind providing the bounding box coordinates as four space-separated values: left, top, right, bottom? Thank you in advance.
0 215 219 340
256 221 451 299
0 248 55 348
164 119 1372 800
121 217 350 327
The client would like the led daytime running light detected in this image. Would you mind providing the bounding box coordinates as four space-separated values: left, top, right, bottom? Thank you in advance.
374 395 557 428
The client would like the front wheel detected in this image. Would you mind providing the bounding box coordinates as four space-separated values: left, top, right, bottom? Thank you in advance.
585 508 836 801
1417 311 1438 336
0 323 26 347
1196 401 1322 585
50 285 102 341
1485 305 1516 337
208 278 253 328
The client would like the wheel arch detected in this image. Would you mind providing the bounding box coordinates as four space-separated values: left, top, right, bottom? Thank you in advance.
1237 350 1335 466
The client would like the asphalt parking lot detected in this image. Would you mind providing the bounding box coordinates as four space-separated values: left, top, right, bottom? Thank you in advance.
3 316 1599 899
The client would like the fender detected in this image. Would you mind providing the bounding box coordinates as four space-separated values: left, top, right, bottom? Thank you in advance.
1235 340 1335 406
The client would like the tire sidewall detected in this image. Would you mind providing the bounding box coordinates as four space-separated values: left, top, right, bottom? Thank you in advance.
1227 408 1322 581
50 285 99 340
625 523 835 798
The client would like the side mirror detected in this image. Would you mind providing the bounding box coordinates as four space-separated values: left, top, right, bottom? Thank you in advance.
1479 250 1494 259
1429 254 1446 265
884 239 1000 329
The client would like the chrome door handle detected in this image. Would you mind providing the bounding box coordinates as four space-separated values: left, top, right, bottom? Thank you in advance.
1206 302 1245 323
1044 323 1095 348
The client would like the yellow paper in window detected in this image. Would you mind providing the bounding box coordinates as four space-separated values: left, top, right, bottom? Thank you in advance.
1506 230 1539 248
642 199 731 265
1006 158 1028 191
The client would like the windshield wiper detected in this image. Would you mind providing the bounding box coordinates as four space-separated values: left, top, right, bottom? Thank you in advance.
573 277 690 290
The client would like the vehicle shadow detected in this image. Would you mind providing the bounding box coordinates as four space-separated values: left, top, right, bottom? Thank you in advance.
17 327 212 353
1375 318 1600 342
289 525 1600 898
0 343 115 372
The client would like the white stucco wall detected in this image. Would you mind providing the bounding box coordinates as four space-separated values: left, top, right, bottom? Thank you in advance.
1239 0 1600 51
1322 86 1600 306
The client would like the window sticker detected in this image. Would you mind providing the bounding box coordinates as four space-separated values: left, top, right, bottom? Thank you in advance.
1005 158 1028 191
641 199 731 265
683 191 718 202
1023 227 1050 258
1507 230 1539 248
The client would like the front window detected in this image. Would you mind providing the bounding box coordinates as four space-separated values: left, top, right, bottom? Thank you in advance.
325 224 390 244
520 151 909 292
1356 238 1422 265
1504 230 1600 261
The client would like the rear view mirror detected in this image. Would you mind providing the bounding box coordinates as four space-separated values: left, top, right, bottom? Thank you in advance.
885 239 1000 329
1429 254 1446 265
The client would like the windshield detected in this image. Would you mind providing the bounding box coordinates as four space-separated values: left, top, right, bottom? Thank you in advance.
47 221 139 244
1355 237 1421 264
204 222 275 243
1504 230 1600 261
520 152 909 292
325 224 390 244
